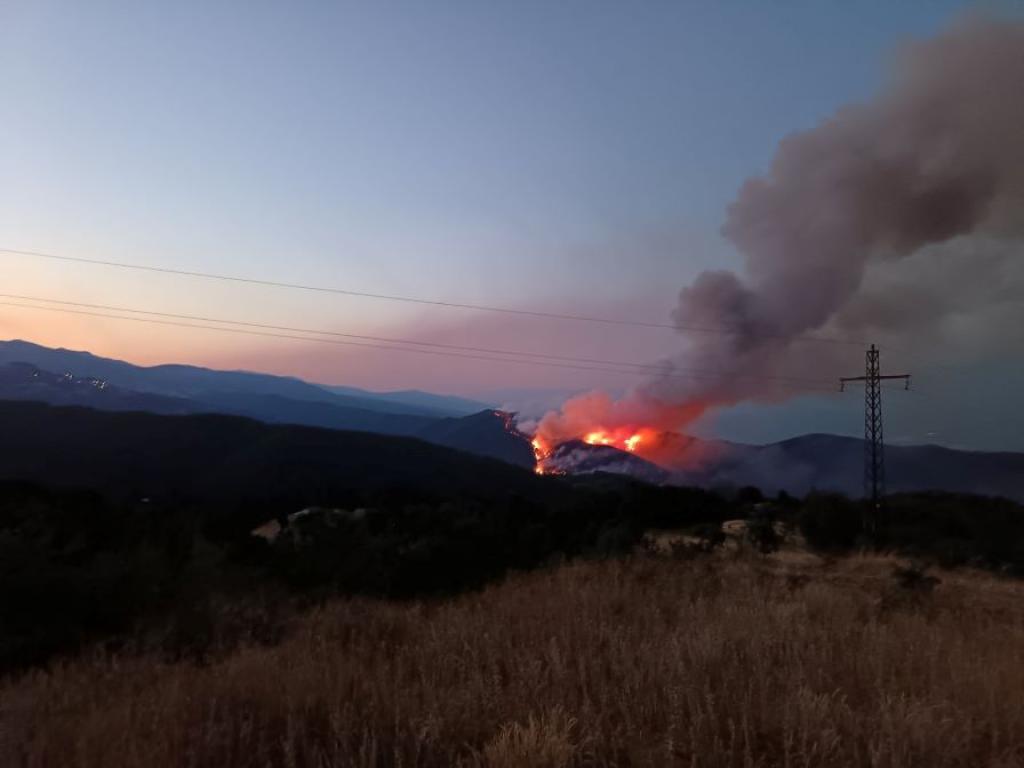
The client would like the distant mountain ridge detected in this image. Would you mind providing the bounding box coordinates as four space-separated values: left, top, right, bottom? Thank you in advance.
0 340 491 435
0 400 557 509
0 340 486 416
0 359 438 436
562 431 1024 502
416 409 536 469
700 433 1024 501
321 385 493 417
4 340 1024 501
0 362 195 414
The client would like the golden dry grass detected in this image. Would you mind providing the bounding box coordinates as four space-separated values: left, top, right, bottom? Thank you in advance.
4 552 1024 767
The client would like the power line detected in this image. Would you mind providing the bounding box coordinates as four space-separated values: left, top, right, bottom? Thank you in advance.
0 247 868 346
1 248 678 328
0 300 678 378
0 292 836 388
0 299 838 392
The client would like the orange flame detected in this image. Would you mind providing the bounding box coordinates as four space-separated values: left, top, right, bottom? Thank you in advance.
581 428 648 454
531 438 549 475
583 431 613 446
520 394 715 475
527 390 719 473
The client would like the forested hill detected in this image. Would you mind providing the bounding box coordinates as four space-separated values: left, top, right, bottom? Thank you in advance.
0 400 557 511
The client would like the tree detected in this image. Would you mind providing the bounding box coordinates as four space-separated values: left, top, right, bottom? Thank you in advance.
746 507 781 555
799 493 861 552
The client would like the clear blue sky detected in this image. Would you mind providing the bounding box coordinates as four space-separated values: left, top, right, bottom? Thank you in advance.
2 1 1017 449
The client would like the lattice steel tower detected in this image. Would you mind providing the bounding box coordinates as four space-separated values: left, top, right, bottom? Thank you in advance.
840 345 910 532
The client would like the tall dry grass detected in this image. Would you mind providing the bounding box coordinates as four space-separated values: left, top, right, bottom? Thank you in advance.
4 552 1024 767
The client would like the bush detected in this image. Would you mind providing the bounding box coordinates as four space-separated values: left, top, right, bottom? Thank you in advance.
736 485 764 505
692 523 726 553
746 508 781 555
800 493 862 552
893 561 941 594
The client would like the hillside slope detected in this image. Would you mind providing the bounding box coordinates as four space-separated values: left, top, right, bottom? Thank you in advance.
417 410 536 469
0 362 195 414
0 340 458 418
322 385 492 417
0 401 557 507
0 361 438 436
699 433 1024 501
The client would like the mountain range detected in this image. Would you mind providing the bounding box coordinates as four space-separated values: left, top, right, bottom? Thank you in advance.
2 339 1024 501
0 339 491 434
0 400 558 514
0 340 491 415
693 433 1024 501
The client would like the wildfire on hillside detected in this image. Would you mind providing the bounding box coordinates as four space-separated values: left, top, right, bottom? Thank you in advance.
535 429 649 476
516 19 1024 482
493 409 562 476
530 438 554 475
520 390 717 476
581 429 647 453
554 430 727 475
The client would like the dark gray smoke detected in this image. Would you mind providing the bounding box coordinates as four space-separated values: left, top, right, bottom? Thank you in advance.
535 15 1024 452
649 14 1024 407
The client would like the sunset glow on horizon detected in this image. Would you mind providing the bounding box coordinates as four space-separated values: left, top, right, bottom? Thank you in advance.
3 0 1022 450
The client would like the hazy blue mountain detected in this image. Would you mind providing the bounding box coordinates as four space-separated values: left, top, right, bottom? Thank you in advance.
6 341 1022 498
0 340 502 432
0 340 444 417
550 432 1024 501
487 420 1024 500
0 401 557 506
699 433 1024 501
0 359 437 437
321 385 493 417
417 410 536 469
195 391 437 435
0 339 337 401
0 362 195 415
417 411 1024 501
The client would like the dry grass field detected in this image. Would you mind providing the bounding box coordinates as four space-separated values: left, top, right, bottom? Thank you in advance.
4 551 1024 767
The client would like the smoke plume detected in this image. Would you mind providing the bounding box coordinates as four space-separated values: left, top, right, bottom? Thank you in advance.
535 15 1024 457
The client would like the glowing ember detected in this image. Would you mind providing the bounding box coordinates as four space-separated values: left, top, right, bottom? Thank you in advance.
531 438 549 475
624 434 642 452
498 409 557 475
494 410 518 433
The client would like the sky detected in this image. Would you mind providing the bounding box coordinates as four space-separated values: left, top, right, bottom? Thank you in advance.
1 0 1021 450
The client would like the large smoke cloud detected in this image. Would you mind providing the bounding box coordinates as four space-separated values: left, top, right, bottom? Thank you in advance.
535 15 1024 453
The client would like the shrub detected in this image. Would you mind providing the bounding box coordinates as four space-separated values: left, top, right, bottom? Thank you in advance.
692 523 726 553
800 493 862 552
893 561 941 594
736 485 765 505
746 511 781 555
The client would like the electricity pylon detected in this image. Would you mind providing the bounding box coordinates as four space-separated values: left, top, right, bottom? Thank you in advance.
840 344 910 534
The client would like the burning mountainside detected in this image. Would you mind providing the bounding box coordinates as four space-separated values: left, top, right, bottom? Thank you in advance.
539 440 669 484
420 409 536 470
528 15 1024 467
529 420 730 478
523 390 715 475
520 391 725 477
